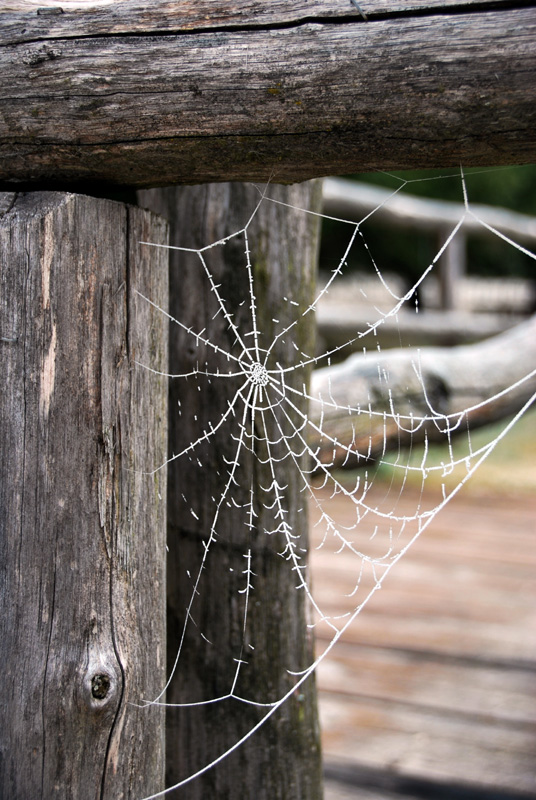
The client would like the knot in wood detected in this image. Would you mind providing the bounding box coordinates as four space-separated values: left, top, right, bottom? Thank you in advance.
91 673 111 700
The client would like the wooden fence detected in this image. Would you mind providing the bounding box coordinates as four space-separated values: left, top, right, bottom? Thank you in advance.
323 178 536 310
1 2 535 798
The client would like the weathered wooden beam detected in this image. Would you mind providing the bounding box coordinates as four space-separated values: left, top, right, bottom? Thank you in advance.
0 0 514 38
0 192 168 798
138 181 323 799
1 1 535 188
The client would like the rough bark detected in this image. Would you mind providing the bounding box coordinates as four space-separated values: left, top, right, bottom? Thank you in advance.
0 192 168 798
0 0 512 37
1 2 536 188
138 182 324 799
310 314 536 470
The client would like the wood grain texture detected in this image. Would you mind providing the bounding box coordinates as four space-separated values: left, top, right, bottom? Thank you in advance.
0 1 512 41
311 487 536 797
1 3 535 187
0 192 168 798
138 182 324 799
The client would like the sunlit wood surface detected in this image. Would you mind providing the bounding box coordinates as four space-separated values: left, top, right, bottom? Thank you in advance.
310 485 536 799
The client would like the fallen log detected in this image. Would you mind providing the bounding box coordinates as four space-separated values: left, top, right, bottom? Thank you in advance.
309 315 536 469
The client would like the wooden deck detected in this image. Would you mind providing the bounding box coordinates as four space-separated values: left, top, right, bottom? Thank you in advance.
310 486 536 799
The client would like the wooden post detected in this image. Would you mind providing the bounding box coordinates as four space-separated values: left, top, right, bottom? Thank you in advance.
138 182 324 799
438 227 466 310
0 192 168 799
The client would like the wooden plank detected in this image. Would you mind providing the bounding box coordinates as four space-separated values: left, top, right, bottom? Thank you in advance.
316 307 526 351
311 488 536 660
320 694 536 794
1 6 535 186
309 316 536 469
318 643 536 725
322 178 536 243
0 192 168 798
324 763 536 800
309 484 536 795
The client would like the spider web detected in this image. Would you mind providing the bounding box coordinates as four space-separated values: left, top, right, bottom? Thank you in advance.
136 169 536 799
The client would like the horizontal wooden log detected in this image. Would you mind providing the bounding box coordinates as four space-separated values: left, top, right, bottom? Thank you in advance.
316 307 527 351
0 0 512 41
309 314 536 469
1 1 535 188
